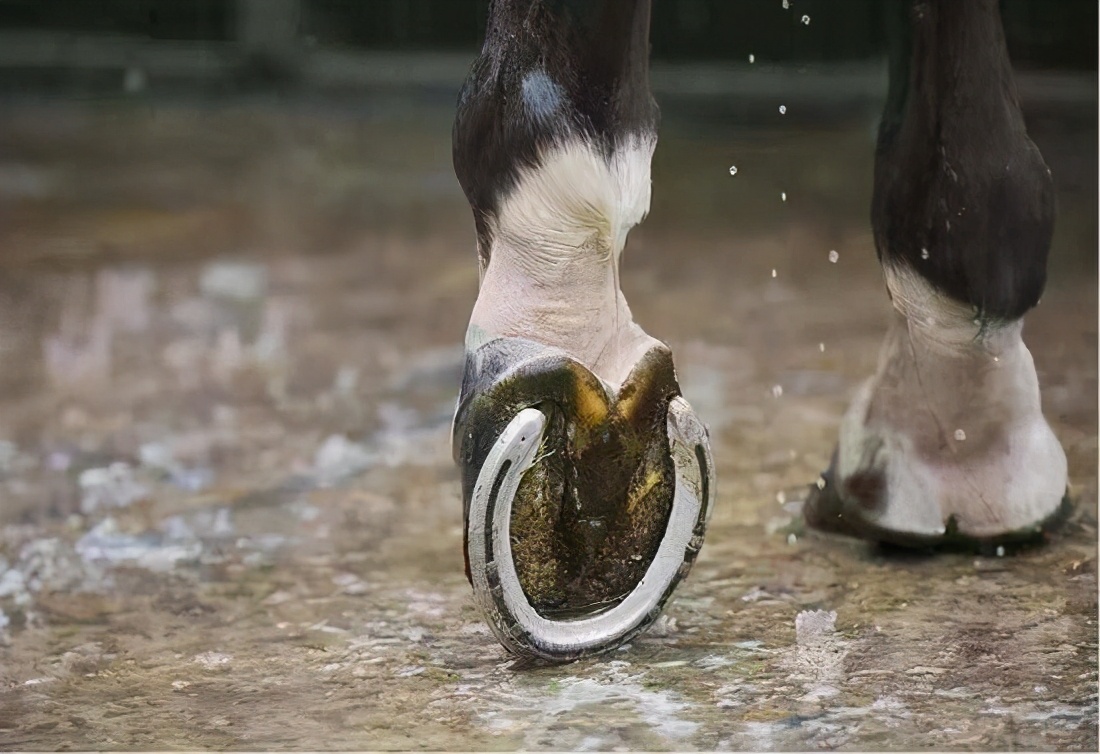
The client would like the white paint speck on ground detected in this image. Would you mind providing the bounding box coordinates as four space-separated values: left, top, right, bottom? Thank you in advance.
76 517 202 572
78 463 148 514
796 610 837 644
790 610 846 702
193 651 232 670
313 434 375 484
465 661 701 749
696 654 735 671
538 676 699 741
199 260 267 301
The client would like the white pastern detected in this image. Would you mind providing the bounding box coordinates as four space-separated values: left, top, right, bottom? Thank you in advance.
494 136 654 268
835 263 1067 537
469 136 660 388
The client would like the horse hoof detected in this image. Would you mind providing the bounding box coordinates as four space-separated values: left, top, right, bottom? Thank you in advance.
464 396 713 661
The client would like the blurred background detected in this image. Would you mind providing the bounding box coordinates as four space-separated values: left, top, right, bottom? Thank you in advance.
0 2 1096 750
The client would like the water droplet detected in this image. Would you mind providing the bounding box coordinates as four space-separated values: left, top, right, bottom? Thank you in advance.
828 250 839 263
776 490 786 504
815 476 826 490
771 268 777 278
770 384 783 398
787 533 797 546
801 14 811 25
782 0 789 8
748 53 755 64
920 248 930 260
819 342 825 352
729 165 738 176
954 428 967 441
780 191 787 201
996 545 1005 557
778 104 787 114
993 356 999 362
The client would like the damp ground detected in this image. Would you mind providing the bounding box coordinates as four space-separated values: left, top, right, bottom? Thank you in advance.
0 84 1096 750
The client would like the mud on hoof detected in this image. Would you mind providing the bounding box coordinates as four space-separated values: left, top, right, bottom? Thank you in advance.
804 267 1071 549
457 337 681 608
455 336 713 660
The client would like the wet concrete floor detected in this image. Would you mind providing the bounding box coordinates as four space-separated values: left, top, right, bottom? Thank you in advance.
0 88 1096 749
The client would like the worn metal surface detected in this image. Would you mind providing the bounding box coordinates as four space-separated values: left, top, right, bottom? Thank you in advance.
0 93 1095 750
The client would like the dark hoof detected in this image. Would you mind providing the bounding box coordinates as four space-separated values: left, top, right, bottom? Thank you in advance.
455 336 714 661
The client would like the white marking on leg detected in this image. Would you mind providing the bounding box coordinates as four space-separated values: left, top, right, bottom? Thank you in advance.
469 136 660 388
521 70 565 124
834 263 1067 537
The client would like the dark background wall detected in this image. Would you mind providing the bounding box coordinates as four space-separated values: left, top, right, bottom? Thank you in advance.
0 0 1095 69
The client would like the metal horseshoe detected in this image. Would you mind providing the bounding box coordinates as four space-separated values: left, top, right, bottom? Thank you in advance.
466 396 714 662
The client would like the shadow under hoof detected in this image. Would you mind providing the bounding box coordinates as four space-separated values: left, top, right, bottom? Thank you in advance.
803 448 1074 554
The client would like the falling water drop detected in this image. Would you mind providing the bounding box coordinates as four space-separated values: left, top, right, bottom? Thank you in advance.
771 384 783 398
828 250 839 263
921 248 930 260
954 428 967 441
819 342 825 352
778 104 787 114
748 53 755 64
729 165 738 176
782 0 789 8
801 14 811 25
781 191 787 202
771 268 777 278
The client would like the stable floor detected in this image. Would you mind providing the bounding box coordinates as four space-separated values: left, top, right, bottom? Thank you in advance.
0 83 1096 749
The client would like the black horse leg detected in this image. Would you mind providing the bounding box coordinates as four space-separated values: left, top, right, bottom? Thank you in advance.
806 0 1068 546
452 0 713 659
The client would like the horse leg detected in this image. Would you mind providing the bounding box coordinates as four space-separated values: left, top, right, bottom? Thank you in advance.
452 0 713 659
805 0 1068 546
